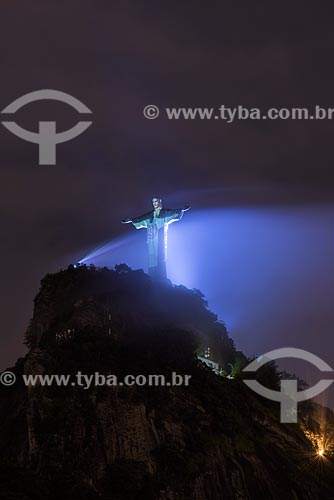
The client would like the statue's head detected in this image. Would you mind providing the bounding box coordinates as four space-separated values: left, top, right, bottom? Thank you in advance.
152 197 162 210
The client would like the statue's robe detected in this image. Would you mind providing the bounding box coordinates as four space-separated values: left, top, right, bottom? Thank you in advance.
131 208 184 279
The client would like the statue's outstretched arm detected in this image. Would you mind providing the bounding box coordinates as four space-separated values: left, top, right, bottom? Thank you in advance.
164 205 190 224
121 212 151 229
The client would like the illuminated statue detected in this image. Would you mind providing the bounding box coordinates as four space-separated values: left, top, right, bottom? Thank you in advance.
122 197 190 279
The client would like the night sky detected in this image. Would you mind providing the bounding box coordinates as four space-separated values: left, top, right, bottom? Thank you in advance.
1 2 333 402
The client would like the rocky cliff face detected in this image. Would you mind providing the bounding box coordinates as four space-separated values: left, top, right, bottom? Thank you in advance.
0 265 333 500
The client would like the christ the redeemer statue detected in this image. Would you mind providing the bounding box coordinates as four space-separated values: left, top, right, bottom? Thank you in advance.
122 197 190 280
